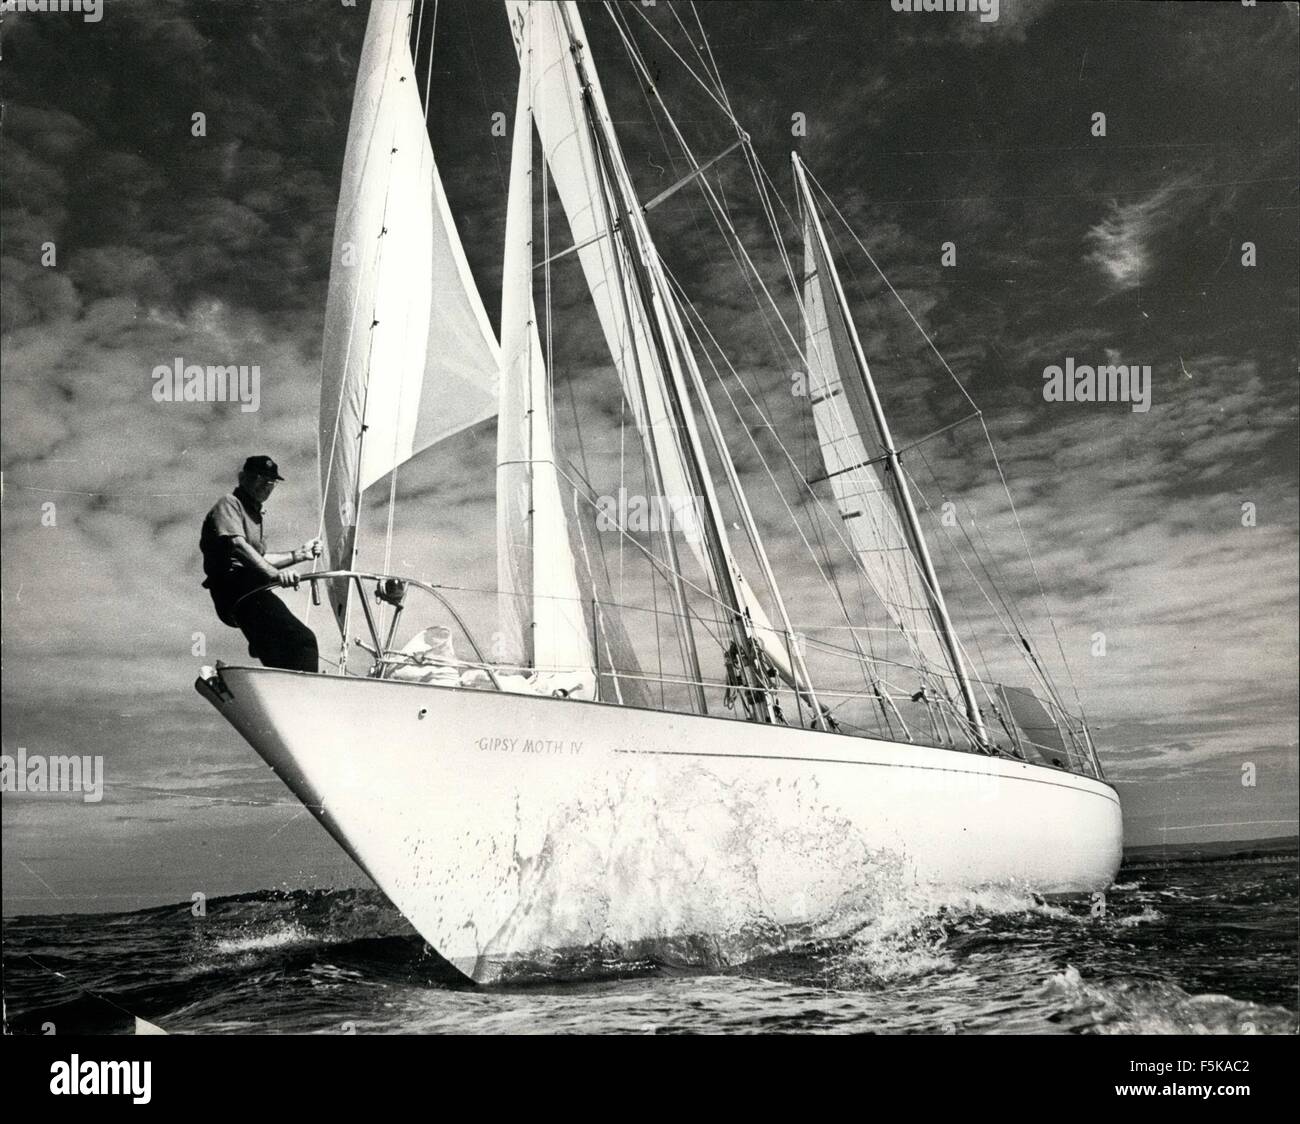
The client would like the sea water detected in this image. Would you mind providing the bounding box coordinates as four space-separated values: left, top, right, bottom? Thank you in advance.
3 856 1295 1035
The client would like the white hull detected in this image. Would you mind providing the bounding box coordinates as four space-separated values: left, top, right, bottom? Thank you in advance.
198 666 1123 982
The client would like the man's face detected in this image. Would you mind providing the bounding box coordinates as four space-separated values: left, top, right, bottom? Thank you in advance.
240 472 278 503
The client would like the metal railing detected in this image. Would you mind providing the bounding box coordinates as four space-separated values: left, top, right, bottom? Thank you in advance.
233 570 503 690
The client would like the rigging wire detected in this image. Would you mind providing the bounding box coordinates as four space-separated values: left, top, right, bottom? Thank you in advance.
625 4 1085 739
908 438 1072 713
800 170 1068 728
617 0 735 119
423 0 439 125
380 1 448 628
550 2 709 697
659 262 963 733
676 28 971 705
607 1 980 734
604 3 1092 746
306 0 1086 747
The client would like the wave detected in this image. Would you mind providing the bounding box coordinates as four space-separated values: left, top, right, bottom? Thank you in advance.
1042 966 1298 1035
1114 906 1162 927
211 922 319 956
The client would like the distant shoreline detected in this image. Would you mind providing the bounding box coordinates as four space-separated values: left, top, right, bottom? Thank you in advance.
1121 834 1298 870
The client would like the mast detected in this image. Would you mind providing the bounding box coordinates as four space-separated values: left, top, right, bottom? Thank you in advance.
656 274 829 728
792 151 991 748
556 2 778 722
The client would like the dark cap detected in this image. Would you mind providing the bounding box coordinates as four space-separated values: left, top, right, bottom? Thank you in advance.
241 455 285 481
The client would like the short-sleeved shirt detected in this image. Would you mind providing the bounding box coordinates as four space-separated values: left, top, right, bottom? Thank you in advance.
200 487 267 622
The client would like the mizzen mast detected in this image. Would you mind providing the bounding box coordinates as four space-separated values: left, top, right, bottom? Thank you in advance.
792 151 991 748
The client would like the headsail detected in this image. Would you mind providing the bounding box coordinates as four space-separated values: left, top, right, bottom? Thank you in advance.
497 36 596 696
319 0 499 629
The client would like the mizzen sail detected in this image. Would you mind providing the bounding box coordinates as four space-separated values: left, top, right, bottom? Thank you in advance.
800 204 957 695
795 152 991 747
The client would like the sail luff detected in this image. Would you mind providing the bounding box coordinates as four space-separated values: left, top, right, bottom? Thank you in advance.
496 49 536 670
792 152 990 747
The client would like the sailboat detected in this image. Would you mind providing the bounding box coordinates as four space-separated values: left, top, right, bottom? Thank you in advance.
196 0 1122 984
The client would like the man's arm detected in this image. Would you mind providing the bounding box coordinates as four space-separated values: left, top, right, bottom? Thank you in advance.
263 540 322 570
230 536 319 587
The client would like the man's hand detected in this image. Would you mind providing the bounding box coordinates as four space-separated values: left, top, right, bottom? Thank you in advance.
257 538 322 571
277 570 301 589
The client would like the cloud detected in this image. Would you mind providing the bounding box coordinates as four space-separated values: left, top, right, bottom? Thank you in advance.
956 0 1058 44
1084 178 1194 292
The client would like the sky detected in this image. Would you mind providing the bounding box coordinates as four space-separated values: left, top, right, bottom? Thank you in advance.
2 0 1297 915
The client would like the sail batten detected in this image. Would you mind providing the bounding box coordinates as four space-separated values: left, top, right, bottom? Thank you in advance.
319 0 499 631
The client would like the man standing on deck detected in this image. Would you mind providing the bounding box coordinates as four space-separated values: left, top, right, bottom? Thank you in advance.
200 455 322 672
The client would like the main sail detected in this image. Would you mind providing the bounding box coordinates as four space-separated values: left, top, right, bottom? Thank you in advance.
497 41 596 695
319 0 499 629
